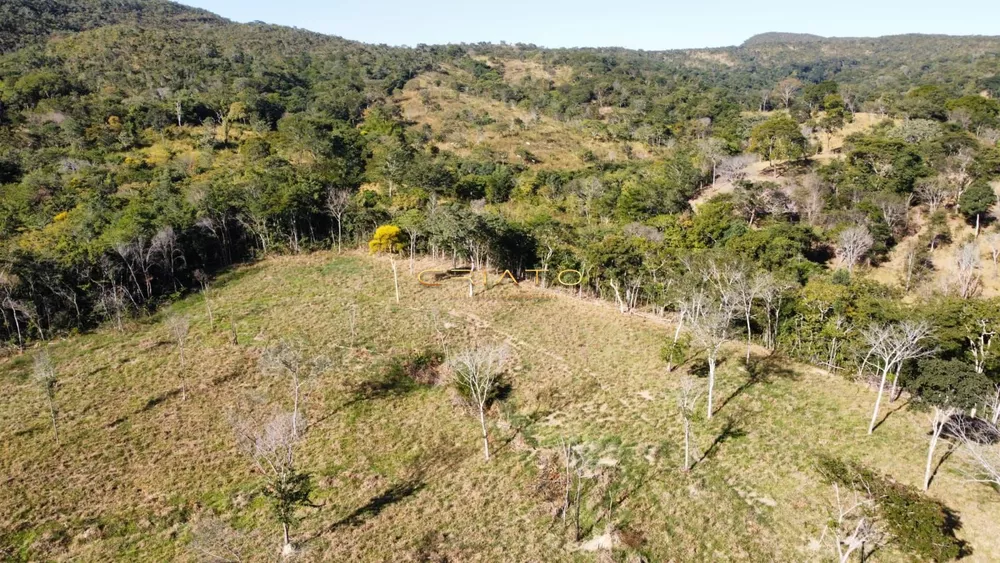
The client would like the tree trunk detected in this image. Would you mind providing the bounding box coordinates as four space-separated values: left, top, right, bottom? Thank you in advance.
47 398 59 443
337 217 343 253
391 258 400 304
683 417 691 471
666 311 685 372
479 406 490 461
707 353 716 419
745 311 753 362
868 366 891 434
924 428 939 491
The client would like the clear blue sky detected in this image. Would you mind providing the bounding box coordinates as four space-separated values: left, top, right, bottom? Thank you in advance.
179 0 1000 50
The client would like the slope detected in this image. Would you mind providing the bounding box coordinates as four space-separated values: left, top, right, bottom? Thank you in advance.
1 251 998 561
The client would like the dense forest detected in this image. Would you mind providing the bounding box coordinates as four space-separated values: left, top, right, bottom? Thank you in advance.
3 0 1000 444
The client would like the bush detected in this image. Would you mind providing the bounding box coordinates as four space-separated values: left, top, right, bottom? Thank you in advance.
817 457 969 561
354 349 443 399
905 359 993 410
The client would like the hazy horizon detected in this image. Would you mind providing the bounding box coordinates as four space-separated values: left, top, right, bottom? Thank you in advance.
177 0 1000 50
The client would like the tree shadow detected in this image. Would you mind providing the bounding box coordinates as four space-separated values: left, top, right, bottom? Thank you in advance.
871 397 911 433
692 417 746 470
715 355 798 415
926 442 958 490
311 478 426 539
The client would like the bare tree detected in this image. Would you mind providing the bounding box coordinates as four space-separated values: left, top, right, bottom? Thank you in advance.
983 384 1000 425
954 242 982 299
837 226 874 274
872 192 910 236
862 321 934 434
952 419 1000 494
188 517 251 562
167 314 190 400
900 242 931 293
915 177 950 213
233 410 311 555
32 351 59 442
194 269 214 330
823 484 884 563
259 341 329 438
448 344 511 461
716 154 758 185
757 274 791 351
678 375 701 472
984 233 1000 277
924 406 956 491
326 188 351 253
689 296 736 419
791 175 827 226
96 285 128 332
773 77 802 108
696 137 728 187
151 226 185 285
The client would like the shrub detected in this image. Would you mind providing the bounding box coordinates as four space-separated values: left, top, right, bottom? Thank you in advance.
817 457 969 561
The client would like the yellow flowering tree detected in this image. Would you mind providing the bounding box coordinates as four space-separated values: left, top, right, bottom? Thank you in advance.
369 225 404 303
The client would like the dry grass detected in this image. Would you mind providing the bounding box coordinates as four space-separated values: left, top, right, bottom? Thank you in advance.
394 68 665 170
2 251 999 561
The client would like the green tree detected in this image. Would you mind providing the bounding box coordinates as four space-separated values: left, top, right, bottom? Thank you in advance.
958 182 995 237
748 115 807 172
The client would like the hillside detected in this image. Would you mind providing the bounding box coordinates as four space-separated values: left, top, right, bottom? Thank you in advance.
742 32 826 46
3 0 1000 561
2 251 999 561
0 0 225 53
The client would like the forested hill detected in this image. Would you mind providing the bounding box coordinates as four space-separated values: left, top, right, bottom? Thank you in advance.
4 0 1000 350
741 32 825 45
0 0 225 53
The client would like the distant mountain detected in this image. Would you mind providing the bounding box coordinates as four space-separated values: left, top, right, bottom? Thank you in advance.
0 0 225 53
742 32 826 46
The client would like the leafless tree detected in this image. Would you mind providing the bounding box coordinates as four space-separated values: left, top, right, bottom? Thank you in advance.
945 148 976 200
953 242 982 299
697 137 728 187
326 188 351 253
983 384 1000 425
756 273 791 351
689 296 736 419
822 484 884 563
862 321 934 434
678 375 701 472
666 291 706 372
716 154 757 185
194 269 214 329
773 77 802 108
167 314 191 400
448 344 511 461
96 285 128 332
233 409 310 555
986 233 1000 277
924 406 956 491
259 341 329 438
872 192 910 236
114 236 157 302
791 175 827 226
900 242 931 293
837 226 874 274
914 177 950 213
951 419 1000 494
608 275 642 314
33 351 59 442
188 517 251 562
151 226 185 284
979 128 1000 146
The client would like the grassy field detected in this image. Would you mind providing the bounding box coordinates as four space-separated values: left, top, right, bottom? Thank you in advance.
2 251 999 561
